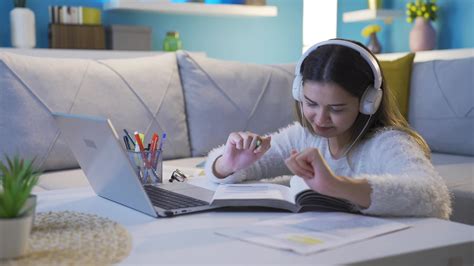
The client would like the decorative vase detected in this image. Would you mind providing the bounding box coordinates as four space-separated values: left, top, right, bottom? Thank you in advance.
367 32 382 54
409 17 436 52
10 7 36 48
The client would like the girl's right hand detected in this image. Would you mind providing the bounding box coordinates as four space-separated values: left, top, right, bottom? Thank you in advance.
214 132 271 178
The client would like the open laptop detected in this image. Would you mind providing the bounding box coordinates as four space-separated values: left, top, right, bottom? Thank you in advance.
53 112 218 218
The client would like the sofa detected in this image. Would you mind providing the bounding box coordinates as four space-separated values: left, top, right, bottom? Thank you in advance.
1 47 472 225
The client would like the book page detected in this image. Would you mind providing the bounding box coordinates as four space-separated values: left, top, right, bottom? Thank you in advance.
212 183 295 203
216 212 410 255
289 175 311 198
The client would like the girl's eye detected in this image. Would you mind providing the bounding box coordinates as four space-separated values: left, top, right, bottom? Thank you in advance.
331 108 344 113
305 101 318 107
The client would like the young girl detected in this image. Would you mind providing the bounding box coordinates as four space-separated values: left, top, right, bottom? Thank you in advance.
204 39 452 219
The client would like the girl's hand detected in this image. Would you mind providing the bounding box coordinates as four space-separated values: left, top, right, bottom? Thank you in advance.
284 148 341 197
214 132 271 178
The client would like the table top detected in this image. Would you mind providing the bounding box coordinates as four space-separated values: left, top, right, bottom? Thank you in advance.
35 186 473 265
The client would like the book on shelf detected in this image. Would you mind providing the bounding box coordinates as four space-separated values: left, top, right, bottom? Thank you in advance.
49 6 101 25
211 175 357 213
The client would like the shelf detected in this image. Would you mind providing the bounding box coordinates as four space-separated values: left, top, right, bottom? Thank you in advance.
103 1 278 17
343 9 403 23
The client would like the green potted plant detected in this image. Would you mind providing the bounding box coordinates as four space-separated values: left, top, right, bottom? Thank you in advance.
0 155 40 259
406 0 437 23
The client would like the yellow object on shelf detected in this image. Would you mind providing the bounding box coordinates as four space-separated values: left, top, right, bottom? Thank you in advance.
361 24 381 37
82 7 101 25
368 0 382 10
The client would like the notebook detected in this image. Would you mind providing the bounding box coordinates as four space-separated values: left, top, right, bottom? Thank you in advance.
53 112 218 218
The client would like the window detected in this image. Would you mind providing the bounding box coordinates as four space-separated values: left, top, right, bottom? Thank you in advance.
303 0 338 53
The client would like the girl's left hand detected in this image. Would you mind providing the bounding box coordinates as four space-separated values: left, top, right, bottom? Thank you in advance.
284 148 341 197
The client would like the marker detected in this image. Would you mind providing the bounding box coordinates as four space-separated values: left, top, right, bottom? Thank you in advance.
134 131 150 168
150 133 159 169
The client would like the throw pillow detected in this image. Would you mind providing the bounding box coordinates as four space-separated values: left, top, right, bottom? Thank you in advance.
379 53 416 119
0 52 191 171
177 51 296 156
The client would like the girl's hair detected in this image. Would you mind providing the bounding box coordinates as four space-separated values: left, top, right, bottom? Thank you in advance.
294 39 431 158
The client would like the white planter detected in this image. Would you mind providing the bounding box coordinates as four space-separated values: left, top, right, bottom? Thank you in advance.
10 7 36 48
0 214 33 259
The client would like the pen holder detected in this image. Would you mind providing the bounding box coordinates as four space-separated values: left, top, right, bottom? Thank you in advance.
127 149 163 185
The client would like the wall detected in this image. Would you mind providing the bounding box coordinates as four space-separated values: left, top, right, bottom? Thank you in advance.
0 0 302 64
337 0 474 53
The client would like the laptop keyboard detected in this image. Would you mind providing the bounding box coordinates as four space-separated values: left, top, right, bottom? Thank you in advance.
143 185 208 210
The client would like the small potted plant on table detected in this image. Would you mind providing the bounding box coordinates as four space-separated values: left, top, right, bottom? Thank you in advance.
0 156 40 259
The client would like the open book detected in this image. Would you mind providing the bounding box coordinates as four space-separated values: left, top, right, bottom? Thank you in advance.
210 176 357 213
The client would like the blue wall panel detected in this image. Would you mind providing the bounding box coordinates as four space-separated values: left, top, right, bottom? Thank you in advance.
0 0 302 64
1 0 471 62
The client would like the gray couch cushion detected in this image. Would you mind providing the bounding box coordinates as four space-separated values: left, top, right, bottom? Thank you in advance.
0 52 191 171
408 57 474 156
177 51 296 156
432 153 474 225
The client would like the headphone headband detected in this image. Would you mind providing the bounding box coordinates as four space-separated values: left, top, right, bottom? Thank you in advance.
294 39 382 89
292 39 383 115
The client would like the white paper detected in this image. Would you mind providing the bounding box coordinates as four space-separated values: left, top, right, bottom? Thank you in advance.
216 212 410 255
288 175 311 198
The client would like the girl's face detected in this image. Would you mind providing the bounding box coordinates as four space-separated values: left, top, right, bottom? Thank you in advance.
302 81 360 139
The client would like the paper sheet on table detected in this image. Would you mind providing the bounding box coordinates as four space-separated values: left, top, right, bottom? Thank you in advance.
216 212 410 255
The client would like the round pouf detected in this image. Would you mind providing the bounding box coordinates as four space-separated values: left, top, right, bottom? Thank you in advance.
4 211 132 265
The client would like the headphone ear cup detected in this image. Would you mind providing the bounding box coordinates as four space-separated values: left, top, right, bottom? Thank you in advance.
360 86 383 115
292 75 303 101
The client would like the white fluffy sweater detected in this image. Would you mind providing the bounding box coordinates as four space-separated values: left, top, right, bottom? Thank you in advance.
205 122 452 219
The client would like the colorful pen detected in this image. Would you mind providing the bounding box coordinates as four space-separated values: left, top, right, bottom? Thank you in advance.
150 133 159 169
158 133 167 151
134 131 150 168
123 136 131 150
123 129 135 146
155 133 167 165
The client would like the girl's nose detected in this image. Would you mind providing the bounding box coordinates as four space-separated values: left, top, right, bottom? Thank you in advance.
315 109 330 125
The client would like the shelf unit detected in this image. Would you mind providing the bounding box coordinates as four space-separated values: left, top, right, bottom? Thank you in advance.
343 9 403 23
103 1 278 17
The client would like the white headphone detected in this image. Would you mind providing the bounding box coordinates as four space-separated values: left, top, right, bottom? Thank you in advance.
292 39 383 115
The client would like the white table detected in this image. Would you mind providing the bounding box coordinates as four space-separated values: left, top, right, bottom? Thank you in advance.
35 187 473 265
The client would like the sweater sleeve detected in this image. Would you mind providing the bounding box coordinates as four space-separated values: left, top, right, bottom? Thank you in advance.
205 123 307 184
358 130 452 219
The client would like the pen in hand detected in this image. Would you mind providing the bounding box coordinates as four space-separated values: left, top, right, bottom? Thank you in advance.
255 138 262 150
